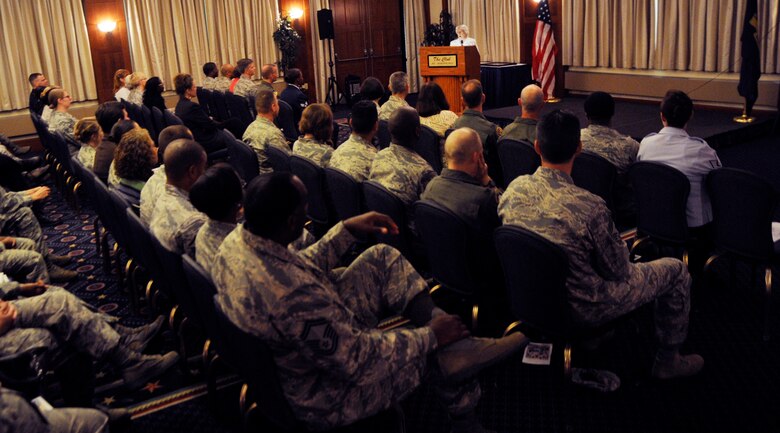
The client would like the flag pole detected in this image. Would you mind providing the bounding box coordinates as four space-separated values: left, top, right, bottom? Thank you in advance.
733 101 756 123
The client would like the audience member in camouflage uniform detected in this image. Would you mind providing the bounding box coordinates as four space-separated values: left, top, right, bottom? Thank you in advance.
580 91 640 223
452 80 504 184
0 384 108 433
243 89 290 174
258 63 278 94
0 186 76 282
213 64 234 93
0 286 177 391
149 139 208 256
46 88 78 142
139 125 192 223
292 104 334 167
369 107 436 224
0 237 49 283
378 71 410 121
201 62 219 90
330 100 379 181
232 58 259 98
499 84 544 144
213 172 527 432
498 109 703 379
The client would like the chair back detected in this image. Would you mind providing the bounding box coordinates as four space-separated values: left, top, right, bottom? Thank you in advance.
494 225 573 336
227 139 260 183
149 229 199 319
290 155 330 225
106 189 132 250
377 120 391 149
629 161 690 244
497 139 540 186
70 157 100 206
162 109 183 127
247 95 257 117
331 121 341 147
124 208 165 279
276 99 299 143
414 125 443 173
195 87 213 117
266 145 291 172
362 180 410 255
181 255 220 342
324 167 362 220
224 92 253 135
571 152 617 210
210 91 230 121
122 101 148 130
212 300 300 430
60 132 81 156
414 200 478 297
707 168 778 261
150 107 166 142
140 104 156 140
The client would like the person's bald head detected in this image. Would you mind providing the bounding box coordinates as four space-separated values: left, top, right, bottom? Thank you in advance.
220 64 234 78
520 84 545 117
388 106 420 148
163 139 207 190
260 64 278 82
445 128 483 165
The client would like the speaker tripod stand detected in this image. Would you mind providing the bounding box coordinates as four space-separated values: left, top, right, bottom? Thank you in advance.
324 38 340 107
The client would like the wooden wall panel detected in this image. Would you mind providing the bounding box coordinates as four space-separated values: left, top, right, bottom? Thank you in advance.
279 0 317 103
83 0 132 103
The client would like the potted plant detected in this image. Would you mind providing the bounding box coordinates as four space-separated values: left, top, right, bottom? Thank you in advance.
273 16 302 73
422 11 457 46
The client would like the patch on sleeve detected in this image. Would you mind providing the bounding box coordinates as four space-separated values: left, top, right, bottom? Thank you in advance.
300 318 339 356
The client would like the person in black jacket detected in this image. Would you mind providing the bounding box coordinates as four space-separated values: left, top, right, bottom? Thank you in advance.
142 76 167 114
279 68 308 127
173 73 234 155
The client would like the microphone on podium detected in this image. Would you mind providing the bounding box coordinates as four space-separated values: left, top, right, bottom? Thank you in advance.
461 40 464 46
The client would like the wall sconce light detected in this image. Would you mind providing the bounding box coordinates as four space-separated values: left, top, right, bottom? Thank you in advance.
97 20 117 33
289 7 304 20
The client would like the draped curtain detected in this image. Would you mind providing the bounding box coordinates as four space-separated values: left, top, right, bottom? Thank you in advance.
0 0 96 111
564 0 780 74
403 0 426 93
448 0 521 63
125 0 279 90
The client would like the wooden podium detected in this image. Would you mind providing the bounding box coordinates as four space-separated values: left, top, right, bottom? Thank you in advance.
419 46 481 114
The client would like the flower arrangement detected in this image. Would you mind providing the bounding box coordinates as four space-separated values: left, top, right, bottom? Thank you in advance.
273 16 302 73
422 11 457 47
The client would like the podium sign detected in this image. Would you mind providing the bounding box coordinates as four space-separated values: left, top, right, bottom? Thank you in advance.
420 46 481 114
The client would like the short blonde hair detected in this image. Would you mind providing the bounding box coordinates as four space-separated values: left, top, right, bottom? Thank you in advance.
126 72 147 90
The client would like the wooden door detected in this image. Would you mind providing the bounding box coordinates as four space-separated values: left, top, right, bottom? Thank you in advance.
332 0 405 96
365 0 404 82
332 0 369 93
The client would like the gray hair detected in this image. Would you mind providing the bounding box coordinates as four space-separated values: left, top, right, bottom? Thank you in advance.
456 24 469 36
388 71 409 94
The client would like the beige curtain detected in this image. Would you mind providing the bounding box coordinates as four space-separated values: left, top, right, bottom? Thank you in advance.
564 0 780 74
403 0 426 92
483 0 521 62
0 0 96 111
563 0 652 69
125 0 278 90
309 0 332 103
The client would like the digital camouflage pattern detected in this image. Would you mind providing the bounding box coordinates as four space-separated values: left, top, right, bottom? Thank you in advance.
47 111 77 141
202 76 218 91
232 77 259 98
213 77 231 93
195 220 236 277
139 167 167 224
378 95 409 121
293 137 333 168
243 117 290 174
369 144 436 206
581 124 640 219
329 134 378 181
213 223 478 430
0 187 47 257
498 167 691 346
0 237 49 283
149 184 207 256
0 385 108 433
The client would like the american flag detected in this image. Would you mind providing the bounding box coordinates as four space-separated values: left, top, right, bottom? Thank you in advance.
532 0 557 100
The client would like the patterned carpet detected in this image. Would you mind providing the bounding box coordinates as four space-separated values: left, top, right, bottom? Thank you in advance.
34 127 780 433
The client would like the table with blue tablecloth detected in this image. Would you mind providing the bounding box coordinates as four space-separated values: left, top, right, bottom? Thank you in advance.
480 62 532 109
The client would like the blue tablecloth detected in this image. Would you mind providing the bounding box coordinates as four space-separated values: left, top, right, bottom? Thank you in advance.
480 63 532 109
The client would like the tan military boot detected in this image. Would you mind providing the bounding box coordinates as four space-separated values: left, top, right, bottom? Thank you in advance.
438 332 529 382
651 353 704 379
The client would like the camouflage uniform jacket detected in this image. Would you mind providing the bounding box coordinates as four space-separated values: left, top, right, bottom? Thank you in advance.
213 223 436 430
126 89 143 105
243 117 290 174
149 184 207 256
47 111 77 141
0 187 33 232
139 166 167 224
233 77 259 98
420 110 459 137
202 76 218 91
0 386 48 433
77 145 96 170
293 137 333 168
195 219 236 277
213 77 231 93
378 95 409 121
498 167 659 322
499 116 537 144
329 134 378 181
369 144 436 206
